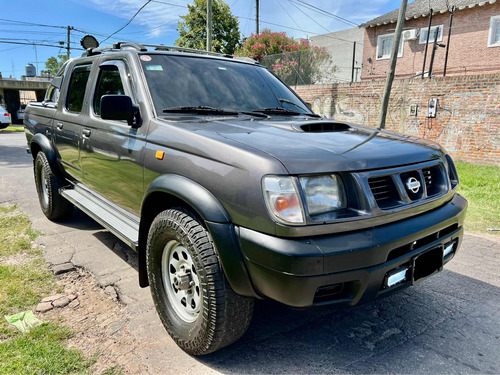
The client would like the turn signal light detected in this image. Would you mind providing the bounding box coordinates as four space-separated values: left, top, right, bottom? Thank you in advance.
275 195 299 212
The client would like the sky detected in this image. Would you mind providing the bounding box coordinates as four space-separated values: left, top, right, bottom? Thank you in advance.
0 0 403 79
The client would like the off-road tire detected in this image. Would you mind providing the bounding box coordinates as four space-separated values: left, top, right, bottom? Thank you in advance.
146 208 254 355
34 152 73 220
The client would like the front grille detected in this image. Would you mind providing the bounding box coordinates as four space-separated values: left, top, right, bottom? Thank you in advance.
367 161 449 210
422 165 446 197
368 175 401 209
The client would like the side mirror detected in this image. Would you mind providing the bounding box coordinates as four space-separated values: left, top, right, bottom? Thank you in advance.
305 102 312 110
51 76 62 89
101 95 136 126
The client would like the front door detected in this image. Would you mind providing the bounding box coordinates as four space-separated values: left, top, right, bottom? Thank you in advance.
80 59 146 215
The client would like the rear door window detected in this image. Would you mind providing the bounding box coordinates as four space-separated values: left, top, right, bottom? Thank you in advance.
66 65 91 113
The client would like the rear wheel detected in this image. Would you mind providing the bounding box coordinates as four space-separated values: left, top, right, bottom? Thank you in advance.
147 208 254 355
34 152 73 220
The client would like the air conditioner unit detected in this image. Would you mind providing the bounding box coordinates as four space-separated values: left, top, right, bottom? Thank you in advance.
403 29 419 41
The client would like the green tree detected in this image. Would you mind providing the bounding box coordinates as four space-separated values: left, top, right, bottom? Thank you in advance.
43 54 68 76
175 0 240 54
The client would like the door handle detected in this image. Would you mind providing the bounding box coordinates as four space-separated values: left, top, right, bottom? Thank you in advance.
56 122 63 130
82 129 91 138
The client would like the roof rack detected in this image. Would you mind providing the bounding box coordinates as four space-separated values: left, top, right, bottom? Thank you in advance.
82 42 147 57
143 44 231 58
82 41 258 64
142 44 258 64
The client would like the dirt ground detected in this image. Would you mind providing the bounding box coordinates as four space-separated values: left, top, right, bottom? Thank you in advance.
41 269 145 375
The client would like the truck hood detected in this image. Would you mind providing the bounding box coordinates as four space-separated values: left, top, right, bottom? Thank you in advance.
188 118 444 174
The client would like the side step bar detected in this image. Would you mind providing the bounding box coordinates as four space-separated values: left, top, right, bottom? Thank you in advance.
60 184 139 250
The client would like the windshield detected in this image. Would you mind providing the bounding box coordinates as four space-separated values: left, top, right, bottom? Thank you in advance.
140 54 312 115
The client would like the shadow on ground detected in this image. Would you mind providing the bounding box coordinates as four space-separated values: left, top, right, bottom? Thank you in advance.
198 270 500 374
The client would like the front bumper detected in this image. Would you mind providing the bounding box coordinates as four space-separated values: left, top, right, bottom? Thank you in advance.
237 193 467 308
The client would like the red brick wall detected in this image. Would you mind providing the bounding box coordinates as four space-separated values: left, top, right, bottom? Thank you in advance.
361 3 500 80
294 73 500 165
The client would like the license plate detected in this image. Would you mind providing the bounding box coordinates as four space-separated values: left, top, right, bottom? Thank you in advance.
412 246 443 285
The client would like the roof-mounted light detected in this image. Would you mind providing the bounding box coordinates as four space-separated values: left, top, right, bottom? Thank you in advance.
80 35 99 50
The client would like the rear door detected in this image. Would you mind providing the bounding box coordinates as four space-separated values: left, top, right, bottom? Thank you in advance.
80 58 146 214
53 63 93 182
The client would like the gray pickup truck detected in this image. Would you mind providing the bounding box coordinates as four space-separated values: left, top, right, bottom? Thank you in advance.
25 40 467 355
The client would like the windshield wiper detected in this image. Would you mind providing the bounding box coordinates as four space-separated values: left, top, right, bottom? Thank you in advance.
252 107 301 116
163 106 238 115
252 107 320 117
278 98 321 118
238 111 269 118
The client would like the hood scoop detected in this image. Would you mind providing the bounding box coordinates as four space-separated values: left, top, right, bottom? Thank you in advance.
297 122 351 133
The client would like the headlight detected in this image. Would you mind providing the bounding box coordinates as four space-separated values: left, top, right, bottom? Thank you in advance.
262 176 304 224
299 174 346 216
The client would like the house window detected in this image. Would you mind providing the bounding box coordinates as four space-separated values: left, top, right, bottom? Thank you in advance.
419 25 444 44
376 33 404 60
488 15 500 47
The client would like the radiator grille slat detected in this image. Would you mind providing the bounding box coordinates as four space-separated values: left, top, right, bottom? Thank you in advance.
368 176 400 209
422 165 446 197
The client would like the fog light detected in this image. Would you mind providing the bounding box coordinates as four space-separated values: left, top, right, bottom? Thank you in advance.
443 242 455 258
386 267 408 288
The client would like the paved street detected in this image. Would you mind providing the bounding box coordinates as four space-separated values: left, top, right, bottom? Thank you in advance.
1 132 499 374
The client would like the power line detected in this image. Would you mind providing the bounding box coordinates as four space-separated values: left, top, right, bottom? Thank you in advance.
100 0 152 44
0 18 66 29
0 30 65 36
0 40 78 49
0 45 25 53
239 16 355 44
292 0 358 27
149 0 187 8
274 0 306 34
287 0 337 37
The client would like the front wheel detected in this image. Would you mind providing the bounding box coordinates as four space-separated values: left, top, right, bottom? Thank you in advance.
146 208 254 355
34 152 73 220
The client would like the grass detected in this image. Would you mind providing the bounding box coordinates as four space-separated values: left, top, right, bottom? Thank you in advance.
455 161 500 236
0 205 99 374
0 209 41 258
0 208 56 339
0 125 24 133
0 323 94 375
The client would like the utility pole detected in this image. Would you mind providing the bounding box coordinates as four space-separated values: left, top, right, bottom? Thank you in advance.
351 41 356 83
33 43 39 75
256 0 260 34
67 26 74 60
378 0 408 130
207 0 212 51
